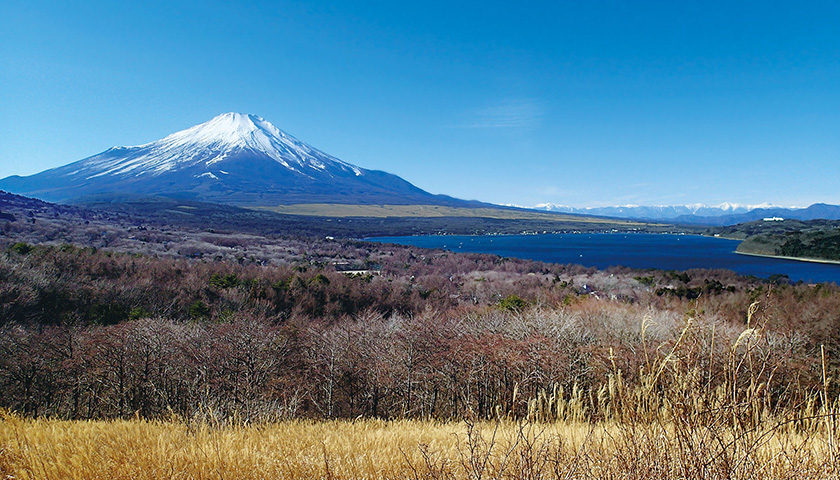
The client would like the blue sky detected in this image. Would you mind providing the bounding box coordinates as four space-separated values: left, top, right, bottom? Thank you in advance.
2 1 839 207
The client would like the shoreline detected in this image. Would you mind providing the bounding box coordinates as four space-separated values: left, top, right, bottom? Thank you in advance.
735 250 840 266
367 230 704 240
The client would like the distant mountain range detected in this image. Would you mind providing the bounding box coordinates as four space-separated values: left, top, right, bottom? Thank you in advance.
0 113 474 207
518 202 840 226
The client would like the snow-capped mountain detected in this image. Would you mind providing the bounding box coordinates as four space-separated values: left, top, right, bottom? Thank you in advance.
515 202 840 225
0 113 462 206
525 202 786 219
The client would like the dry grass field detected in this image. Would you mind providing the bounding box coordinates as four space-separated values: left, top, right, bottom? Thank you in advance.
2 412 840 479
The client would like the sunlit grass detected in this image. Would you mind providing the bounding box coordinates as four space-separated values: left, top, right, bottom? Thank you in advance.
2 412 839 479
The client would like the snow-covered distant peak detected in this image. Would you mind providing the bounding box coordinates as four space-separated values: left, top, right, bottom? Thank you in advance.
711 202 784 211
503 202 576 212
517 201 803 221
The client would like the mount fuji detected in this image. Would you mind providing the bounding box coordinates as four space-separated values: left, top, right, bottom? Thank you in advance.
0 113 466 206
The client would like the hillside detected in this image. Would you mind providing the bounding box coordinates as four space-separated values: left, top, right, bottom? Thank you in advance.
707 219 840 262
5 191 836 423
4 183 840 480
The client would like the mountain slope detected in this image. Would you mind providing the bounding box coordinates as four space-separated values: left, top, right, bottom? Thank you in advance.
0 113 467 206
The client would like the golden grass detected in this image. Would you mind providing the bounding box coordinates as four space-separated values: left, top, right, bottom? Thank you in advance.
2 412 839 479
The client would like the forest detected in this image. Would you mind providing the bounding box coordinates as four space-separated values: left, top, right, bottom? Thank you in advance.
2 236 839 422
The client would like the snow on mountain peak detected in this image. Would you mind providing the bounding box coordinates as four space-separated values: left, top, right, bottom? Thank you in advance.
127 112 361 175
77 113 364 180
157 113 284 151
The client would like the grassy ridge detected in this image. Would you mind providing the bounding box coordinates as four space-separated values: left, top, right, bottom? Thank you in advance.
253 203 649 224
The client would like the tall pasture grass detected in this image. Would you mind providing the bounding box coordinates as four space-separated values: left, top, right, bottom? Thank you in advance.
1 413 838 479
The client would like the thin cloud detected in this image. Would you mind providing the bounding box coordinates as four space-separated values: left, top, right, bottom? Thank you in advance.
459 99 545 129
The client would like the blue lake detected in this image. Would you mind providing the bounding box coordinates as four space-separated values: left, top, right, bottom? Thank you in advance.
369 233 840 284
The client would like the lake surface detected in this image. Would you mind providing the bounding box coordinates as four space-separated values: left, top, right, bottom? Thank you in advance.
369 233 840 284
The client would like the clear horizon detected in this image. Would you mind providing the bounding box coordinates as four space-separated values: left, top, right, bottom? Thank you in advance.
2 1 838 208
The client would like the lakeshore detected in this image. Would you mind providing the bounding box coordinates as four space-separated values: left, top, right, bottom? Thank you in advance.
370 232 840 283
735 250 840 266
